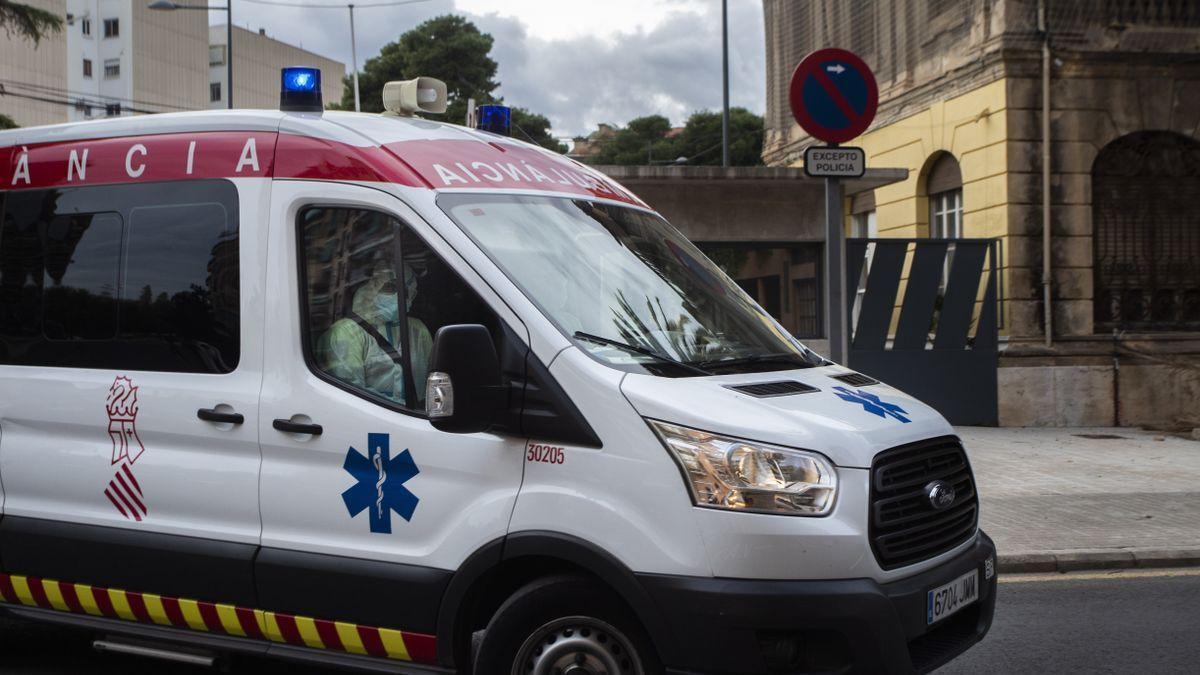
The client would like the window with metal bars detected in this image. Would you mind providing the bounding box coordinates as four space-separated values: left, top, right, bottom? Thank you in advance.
1092 131 1200 332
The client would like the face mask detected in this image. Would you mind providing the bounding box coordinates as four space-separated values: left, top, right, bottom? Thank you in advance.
374 293 399 321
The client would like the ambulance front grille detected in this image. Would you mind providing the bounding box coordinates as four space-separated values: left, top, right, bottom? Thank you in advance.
869 437 978 570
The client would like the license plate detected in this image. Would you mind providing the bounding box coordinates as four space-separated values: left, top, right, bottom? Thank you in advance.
927 569 979 625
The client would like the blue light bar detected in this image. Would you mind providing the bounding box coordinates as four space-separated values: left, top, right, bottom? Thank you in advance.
476 104 511 136
280 67 322 113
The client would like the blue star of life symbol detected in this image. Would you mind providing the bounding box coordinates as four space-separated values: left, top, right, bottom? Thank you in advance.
342 433 419 534
832 386 911 423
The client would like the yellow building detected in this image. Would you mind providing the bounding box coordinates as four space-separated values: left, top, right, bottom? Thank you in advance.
763 0 1200 429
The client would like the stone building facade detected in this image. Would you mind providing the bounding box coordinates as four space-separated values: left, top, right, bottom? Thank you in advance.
763 0 1200 428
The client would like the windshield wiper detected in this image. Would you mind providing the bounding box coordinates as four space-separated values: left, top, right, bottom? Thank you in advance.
573 332 711 376
691 352 817 371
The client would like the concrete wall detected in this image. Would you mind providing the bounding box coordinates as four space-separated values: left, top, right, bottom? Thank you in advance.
132 2 208 115
597 166 903 243
210 25 345 111
0 0 67 128
1000 362 1200 429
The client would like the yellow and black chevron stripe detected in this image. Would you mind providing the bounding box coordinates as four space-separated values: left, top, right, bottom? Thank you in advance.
0 572 436 663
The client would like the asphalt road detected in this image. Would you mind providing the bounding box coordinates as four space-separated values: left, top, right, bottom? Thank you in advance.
936 568 1200 674
0 568 1198 673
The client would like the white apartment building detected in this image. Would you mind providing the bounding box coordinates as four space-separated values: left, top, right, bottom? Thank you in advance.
65 0 209 121
208 25 345 110
1 2 344 129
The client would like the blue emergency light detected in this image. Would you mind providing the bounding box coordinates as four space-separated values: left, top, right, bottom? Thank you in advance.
476 104 511 135
280 67 323 113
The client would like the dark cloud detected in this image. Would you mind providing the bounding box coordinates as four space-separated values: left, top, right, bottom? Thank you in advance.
226 0 764 137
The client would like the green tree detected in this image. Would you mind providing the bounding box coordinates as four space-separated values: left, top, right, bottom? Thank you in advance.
585 108 764 166
0 0 63 45
339 15 497 122
338 15 565 153
590 115 675 165
671 108 764 166
0 113 18 130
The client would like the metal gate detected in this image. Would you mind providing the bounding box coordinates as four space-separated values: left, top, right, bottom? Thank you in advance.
845 238 999 426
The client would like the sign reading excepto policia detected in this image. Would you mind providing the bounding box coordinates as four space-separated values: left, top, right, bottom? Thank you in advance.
803 146 866 178
788 48 878 144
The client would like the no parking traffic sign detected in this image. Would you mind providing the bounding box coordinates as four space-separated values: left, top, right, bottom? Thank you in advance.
788 48 878 366
789 48 878 144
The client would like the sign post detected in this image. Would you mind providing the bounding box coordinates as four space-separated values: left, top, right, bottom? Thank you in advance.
789 48 878 364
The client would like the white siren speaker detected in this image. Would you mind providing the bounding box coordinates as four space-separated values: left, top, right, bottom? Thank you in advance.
382 77 447 116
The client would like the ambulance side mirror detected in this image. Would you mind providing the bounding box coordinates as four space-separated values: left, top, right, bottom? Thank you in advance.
426 324 502 433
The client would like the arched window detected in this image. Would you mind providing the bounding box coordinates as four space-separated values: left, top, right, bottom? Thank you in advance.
1093 131 1200 332
927 152 963 239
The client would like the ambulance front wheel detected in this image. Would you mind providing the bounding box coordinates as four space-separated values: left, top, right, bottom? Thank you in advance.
473 574 660 675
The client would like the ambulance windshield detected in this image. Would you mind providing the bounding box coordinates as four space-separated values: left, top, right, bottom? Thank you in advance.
439 194 824 377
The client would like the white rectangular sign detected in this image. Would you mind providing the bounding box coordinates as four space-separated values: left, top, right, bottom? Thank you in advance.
803 146 866 178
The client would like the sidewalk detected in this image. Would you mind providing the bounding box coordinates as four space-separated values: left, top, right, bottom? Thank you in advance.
958 426 1200 573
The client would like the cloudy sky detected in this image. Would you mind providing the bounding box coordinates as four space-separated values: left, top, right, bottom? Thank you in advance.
215 0 765 138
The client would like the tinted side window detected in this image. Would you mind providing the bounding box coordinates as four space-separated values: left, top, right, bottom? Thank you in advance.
43 213 122 341
0 181 239 373
123 202 239 372
299 206 497 413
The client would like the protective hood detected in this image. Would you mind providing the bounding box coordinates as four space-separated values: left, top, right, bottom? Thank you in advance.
351 265 417 324
619 365 955 469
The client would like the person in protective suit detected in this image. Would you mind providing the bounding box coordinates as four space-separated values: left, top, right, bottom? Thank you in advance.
320 263 432 406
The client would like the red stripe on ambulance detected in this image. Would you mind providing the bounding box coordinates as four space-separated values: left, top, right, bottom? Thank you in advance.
6 132 274 190
273 133 425 187
4 130 643 208
385 138 645 206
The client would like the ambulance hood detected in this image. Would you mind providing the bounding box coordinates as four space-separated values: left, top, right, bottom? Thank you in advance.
619 366 955 469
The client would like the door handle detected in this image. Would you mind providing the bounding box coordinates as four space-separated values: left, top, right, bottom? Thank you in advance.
197 408 245 425
273 418 323 436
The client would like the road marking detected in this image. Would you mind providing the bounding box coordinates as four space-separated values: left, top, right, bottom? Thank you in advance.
1000 567 1200 584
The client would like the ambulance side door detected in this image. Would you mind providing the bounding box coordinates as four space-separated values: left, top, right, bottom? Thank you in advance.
256 181 527 641
0 178 266 606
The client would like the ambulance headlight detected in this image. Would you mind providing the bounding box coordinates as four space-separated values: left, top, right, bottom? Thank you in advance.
648 420 836 516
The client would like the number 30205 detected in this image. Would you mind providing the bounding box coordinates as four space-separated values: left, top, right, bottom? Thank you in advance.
526 443 565 465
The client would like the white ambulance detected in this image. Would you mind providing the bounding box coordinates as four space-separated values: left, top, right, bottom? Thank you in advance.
0 69 995 674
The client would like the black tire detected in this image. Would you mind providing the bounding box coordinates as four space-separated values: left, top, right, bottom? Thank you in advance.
473 575 661 675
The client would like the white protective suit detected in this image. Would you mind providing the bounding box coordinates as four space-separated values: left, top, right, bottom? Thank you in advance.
320 267 432 406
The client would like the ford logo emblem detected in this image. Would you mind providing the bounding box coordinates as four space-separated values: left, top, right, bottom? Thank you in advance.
925 480 956 510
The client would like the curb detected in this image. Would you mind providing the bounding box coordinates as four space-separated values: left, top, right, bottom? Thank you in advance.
998 548 1200 574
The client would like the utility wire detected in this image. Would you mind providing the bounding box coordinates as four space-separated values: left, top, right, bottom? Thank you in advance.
0 78 193 113
239 0 433 9
0 89 166 116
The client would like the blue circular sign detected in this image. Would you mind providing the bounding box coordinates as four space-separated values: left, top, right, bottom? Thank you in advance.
789 48 878 144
